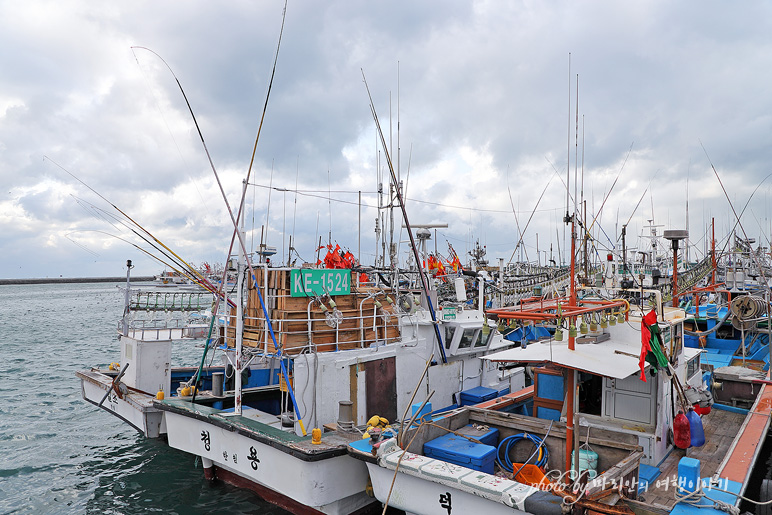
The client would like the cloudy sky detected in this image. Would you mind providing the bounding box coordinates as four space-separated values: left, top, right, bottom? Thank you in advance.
2 0 771 279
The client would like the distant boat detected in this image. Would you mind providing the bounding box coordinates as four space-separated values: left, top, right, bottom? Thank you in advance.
153 269 187 286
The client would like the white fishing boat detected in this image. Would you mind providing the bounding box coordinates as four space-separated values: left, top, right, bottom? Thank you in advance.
351 222 772 515
155 251 534 512
79 238 548 512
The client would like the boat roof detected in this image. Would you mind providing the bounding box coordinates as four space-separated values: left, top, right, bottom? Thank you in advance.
484 329 704 380
484 337 642 379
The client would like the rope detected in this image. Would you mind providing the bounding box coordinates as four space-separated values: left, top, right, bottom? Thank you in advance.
674 485 740 514
675 481 772 513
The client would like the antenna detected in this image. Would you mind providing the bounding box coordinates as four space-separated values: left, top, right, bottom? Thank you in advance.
265 160 274 250
289 156 299 265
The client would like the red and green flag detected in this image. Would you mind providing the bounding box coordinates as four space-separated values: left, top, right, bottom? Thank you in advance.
639 310 669 382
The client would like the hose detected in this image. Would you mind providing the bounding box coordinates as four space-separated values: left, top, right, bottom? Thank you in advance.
496 432 549 473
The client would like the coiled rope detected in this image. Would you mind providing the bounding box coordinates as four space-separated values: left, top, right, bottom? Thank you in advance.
496 432 550 473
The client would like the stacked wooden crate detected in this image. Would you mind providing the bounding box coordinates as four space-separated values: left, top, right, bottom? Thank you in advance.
223 268 400 354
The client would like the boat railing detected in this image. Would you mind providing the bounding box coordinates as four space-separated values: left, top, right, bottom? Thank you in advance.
128 291 214 312
499 269 573 305
223 268 403 355
220 308 401 354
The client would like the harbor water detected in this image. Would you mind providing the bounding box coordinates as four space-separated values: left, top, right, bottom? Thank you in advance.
0 282 288 514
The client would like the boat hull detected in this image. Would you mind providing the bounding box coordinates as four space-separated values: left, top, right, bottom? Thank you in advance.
163 407 377 515
366 461 533 515
77 369 165 438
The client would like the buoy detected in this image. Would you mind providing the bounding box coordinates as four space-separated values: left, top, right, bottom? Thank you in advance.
674 411 691 449
693 404 711 416
156 390 165 400
311 428 322 445
686 409 705 447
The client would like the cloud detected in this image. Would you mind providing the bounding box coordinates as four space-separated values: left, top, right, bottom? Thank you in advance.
1 0 771 278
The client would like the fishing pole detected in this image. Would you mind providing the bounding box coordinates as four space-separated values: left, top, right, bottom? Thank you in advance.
362 69 447 364
70 193 226 293
44 155 217 293
290 156 299 266
142 5 306 431
49 158 223 295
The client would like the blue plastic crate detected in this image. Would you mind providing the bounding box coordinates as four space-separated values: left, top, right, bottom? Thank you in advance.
459 386 498 406
423 433 496 473
455 424 499 446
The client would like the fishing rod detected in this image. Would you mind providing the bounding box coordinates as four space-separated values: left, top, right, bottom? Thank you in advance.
144 4 306 431
44 155 218 293
362 69 447 364
69 193 227 294
66 229 235 303
49 159 225 296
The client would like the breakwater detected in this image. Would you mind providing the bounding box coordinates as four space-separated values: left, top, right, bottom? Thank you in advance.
0 276 155 285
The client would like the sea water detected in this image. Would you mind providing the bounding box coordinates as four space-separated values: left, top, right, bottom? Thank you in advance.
0 283 287 514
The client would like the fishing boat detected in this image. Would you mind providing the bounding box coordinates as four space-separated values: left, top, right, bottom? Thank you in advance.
78 235 555 512
351 215 772 514
154 268 188 286
353 280 772 514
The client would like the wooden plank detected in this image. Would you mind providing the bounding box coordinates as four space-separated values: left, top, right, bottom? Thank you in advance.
585 450 644 496
467 408 641 451
474 385 534 409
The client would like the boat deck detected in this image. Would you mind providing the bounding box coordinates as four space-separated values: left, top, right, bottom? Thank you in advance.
636 407 746 511
157 398 365 459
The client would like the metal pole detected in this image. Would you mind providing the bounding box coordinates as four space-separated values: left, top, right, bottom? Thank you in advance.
122 260 132 336
358 190 361 264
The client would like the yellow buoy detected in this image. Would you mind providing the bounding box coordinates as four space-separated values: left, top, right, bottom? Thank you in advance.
156 390 165 400
311 428 322 445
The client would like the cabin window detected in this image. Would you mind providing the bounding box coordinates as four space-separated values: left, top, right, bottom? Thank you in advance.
686 355 700 379
458 328 479 349
444 325 456 349
475 327 492 348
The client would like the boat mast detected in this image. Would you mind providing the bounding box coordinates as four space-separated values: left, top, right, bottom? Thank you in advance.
363 71 447 363
235 189 246 415
711 218 716 284
563 54 577 476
